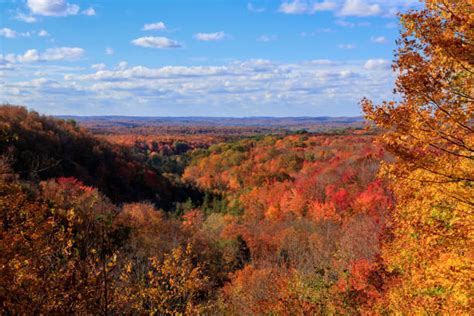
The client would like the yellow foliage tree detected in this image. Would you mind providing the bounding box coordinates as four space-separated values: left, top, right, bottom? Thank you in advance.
0 176 122 314
362 0 473 313
117 243 214 315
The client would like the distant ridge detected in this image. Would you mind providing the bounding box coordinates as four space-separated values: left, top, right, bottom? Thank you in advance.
56 115 365 128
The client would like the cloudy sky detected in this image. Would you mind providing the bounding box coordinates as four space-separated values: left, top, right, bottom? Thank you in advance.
0 0 420 116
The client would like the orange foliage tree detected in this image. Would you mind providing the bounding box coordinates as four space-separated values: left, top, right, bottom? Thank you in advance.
362 0 473 313
0 177 120 314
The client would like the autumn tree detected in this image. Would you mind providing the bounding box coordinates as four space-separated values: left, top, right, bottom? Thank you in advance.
0 176 122 314
362 0 473 313
116 244 215 315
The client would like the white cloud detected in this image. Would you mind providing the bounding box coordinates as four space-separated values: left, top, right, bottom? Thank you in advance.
6 77 88 100
41 47 84 61
339 70 355 78
278 1 311 14
257 35 278 42
338 44 356 49
313 1 337 11
335 19 371 28
27 0 80 16
131 36 182 48
0 28 32 38
117 61 128 70
38 29 49 37
91 63 106 70
335 19 354 27
2 47 85 63
1 54 17 64
300 28 334 37
364 58 390 70
307 59 337 65
105 47 114 55
277 0 364 15
0 28 19 38
247 3 265 12
143 22 166 31
194 31 227 42
17 50 41 63
371 36 387 44
335 19 370 28
339 0 382 17
0 63 15 71
14 13 37 23
71 65 231 81
277 0 418 17
82 7 96 16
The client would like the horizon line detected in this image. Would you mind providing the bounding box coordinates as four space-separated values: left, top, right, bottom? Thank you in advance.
55 115 365 119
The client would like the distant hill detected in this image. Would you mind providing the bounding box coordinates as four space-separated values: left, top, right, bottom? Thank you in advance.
57 115 365 129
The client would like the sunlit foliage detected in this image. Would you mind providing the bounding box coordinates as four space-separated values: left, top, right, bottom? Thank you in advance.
363 0 473 313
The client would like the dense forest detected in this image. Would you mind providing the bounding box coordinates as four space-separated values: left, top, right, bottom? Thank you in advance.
1 105 387 314
1 0 472 314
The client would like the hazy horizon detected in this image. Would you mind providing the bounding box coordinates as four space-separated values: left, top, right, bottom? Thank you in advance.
56 114 364 118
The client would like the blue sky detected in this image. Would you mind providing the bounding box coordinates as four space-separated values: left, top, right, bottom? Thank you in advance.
0 0 420 116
